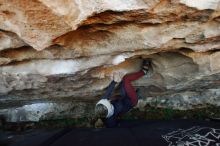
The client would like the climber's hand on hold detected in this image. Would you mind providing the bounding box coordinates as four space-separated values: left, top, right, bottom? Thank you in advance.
98 72 105 79
111 71 124 83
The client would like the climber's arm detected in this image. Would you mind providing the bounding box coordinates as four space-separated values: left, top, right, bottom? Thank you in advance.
101 81 117 99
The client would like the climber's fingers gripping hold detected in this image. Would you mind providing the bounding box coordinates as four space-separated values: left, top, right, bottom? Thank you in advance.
112 71 124 83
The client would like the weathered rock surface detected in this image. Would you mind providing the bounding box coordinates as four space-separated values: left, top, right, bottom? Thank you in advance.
0 0 220 122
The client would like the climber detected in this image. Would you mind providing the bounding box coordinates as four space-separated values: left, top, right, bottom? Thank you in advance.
94 59 152 128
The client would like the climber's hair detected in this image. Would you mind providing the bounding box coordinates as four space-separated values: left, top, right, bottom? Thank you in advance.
95 104 108 118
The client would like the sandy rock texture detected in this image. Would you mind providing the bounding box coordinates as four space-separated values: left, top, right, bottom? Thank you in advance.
0 0 220 122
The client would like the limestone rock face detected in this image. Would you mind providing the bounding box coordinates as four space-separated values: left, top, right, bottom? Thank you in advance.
0 0 220 122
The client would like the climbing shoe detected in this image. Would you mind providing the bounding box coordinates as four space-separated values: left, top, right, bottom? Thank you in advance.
142 59 151 75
